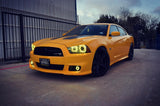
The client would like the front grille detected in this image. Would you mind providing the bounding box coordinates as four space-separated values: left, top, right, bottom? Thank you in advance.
34 47 63 56
36 63 64 70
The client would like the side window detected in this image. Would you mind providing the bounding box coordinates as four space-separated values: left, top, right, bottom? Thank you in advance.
109 25 118 36
117 27 127 36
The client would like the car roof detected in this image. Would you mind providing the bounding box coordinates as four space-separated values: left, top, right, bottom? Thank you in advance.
81 23 128 34
82 23 119 26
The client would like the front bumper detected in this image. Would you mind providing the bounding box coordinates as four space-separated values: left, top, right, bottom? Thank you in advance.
29 45 94 76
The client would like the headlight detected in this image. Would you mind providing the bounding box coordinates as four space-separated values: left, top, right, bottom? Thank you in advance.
31 44 35 51
68 45 91 53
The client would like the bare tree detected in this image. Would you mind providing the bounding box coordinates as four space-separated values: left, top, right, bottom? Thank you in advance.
136 12 159 30
119 7 132 21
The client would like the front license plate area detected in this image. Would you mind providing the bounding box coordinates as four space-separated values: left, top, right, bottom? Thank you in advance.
39 58 50 66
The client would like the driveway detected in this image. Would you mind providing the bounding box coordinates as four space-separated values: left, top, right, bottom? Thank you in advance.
0 49 160 106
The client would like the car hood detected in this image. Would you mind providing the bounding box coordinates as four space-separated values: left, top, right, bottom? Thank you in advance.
34 35 101 47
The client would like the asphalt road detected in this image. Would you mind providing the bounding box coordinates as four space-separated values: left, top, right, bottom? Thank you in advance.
0 49 160 106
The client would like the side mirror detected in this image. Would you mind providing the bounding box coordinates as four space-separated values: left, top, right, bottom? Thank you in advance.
111 31 120 36
62 33 66 36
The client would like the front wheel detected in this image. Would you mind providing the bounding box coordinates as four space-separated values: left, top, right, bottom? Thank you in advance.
91 47 109 77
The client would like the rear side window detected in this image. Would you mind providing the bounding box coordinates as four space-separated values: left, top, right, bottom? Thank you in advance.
109 25 119 36
117 27 127 36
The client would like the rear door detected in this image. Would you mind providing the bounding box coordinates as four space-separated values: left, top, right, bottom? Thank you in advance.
117 26 130 56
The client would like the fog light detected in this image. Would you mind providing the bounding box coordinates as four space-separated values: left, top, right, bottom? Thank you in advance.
75 66 80 71
69 66 81 71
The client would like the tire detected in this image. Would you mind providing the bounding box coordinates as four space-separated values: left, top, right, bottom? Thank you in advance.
91 47 109 77
128 44 134 60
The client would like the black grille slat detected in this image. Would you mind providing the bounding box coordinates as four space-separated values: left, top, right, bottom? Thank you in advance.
34 47 63 56
36 63 64 70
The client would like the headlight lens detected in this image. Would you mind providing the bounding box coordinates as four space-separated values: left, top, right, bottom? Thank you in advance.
31 44 35 51
68 45 90 53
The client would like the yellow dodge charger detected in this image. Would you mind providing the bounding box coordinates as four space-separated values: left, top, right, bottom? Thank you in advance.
29 23 134 77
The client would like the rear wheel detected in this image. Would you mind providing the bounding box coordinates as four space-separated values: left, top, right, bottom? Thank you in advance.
128 44 134 60
91 47 109 77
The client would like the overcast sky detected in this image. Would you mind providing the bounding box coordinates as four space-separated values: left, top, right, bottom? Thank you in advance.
77 0 160 24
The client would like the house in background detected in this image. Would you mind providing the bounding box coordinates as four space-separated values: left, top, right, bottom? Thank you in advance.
0 0 77 62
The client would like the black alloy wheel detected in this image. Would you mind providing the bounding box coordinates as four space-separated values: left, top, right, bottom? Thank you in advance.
91 47 109 77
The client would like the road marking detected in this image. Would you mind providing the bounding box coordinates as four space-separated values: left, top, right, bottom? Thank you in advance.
0 64 29 70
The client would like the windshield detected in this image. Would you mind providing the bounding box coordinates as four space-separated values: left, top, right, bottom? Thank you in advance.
65 25 108 36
